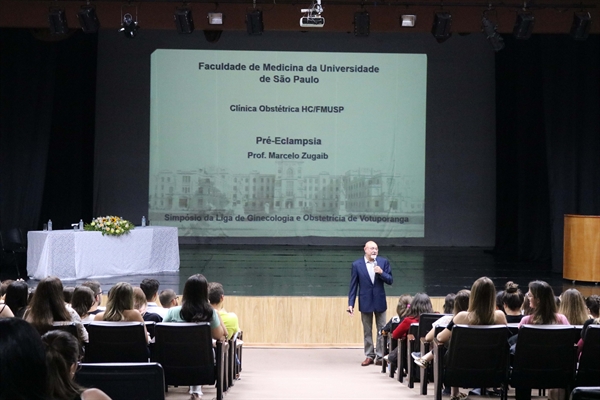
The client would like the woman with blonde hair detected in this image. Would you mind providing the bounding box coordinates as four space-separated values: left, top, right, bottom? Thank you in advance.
558 289 589 325
94 282 148 342
437 277 507 400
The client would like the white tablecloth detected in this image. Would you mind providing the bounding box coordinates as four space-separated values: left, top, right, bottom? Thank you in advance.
27 227 180 280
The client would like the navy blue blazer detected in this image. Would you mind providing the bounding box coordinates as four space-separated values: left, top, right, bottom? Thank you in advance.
348 256 393 313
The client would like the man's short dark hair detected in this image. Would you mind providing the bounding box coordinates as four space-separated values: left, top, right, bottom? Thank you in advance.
81 280 101 296
140 279 160 301
208 282 224 305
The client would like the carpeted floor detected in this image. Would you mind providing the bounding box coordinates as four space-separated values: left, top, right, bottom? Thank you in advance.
166 347 432 400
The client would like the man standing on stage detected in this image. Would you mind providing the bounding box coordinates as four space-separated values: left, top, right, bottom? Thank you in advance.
347 240 393 366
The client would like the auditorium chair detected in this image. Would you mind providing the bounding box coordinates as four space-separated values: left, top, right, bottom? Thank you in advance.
0 227 26 278
510 325 579 400
570 387 600 400
405 323 420 388
84 321 149 363
227 331 243 389
575 325 600 387
75 362 165 400
152 322 226 400
381 321 399 376
442 325 510 400
416 313 446 395
36 322 79 338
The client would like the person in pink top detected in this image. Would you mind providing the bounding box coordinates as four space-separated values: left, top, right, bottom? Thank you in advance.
518 280 569 327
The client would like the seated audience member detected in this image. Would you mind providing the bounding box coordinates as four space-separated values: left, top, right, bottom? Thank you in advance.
63 286 75 305
585 294 600 319
0 318 49 400
81 280 105 315
208 282 239 339
414 289 471 368
4 280 28 318
140 278 168 318
0 301 14 318
159 289 179 309
437 277 507 400
133 286 162 323
496 290 505 312
94 283 147 336
442 293 457 314
381 293 413 335
71 286 96 322
42 330 112 400
502 281 525 323
0 279 14 300
164 274 227 400
515 280 569 400
521 294 533 317
25 276 88 343
559 288 589 325
386 293 434 365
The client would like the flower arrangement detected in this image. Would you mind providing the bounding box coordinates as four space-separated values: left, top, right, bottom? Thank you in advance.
84 216 134 236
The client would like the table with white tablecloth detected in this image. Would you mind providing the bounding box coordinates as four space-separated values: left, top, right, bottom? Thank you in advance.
27 226 180 280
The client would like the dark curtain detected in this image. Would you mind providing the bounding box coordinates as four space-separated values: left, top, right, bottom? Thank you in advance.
495 35 600 273
0 29 97 234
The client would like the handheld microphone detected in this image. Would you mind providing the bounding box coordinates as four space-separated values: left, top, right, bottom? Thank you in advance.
373 258 377 267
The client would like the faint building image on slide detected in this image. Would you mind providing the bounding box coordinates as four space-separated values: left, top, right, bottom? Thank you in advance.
149 161 423 217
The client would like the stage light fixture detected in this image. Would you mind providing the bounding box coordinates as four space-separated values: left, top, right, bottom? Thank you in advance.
513 12 534 39
482 16 504 52
208 12 223 25
354 11 370 37
77 6 100 33
400 15 416 27
246 9 264 35
431 12 452 43
49 8 69 35
174 8 194 34
120 12 139 38
570 12 591 41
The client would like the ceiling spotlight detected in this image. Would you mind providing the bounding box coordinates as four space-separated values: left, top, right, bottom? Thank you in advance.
77 6 100 33
482 16 504 52
174 8 194 34
300 0 324 28
208 12 223 25
513 12 534 39
246 10 264 35
120 12 139 38
48 8 68 35
401 15 416 27
432 12 452 43
354 11 370 37
570 12 591 41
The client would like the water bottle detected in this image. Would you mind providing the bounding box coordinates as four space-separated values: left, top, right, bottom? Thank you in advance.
79 219 84 230
48 219 53 231
141 216 146 227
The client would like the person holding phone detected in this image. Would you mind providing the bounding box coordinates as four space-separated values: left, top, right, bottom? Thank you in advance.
347 241 394 366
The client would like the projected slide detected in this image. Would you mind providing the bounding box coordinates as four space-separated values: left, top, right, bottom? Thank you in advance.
149 49 426 238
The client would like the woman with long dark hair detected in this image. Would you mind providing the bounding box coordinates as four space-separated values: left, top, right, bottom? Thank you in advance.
25 276 88 343
519 280 568 327
42 330 111 400
164 274 226 400
4 280 28 318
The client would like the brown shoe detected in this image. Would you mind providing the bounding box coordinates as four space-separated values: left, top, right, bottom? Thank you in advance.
375 358 383 366
361 357 374 366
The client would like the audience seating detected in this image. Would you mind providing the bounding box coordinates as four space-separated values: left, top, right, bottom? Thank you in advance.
75 362 165 400
570 387 600 400
442 325 511 400
36 322 79 338
432 325 448 400
381 321 399 375
84 321 149 363
575 325 600 387
227 331 243 389
235 330 243 376
510 325 579 400
416 313 446 395
152 322 226 400
405 323 420 388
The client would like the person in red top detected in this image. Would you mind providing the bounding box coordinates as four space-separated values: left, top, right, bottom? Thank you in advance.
385 293 434 365
392 293 434 339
